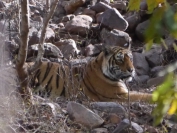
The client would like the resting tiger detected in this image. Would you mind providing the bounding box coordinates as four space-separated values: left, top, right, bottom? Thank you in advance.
30 46 152 102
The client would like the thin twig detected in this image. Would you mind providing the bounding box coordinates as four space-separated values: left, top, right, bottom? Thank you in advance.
29 0 59 74
126 82 132 128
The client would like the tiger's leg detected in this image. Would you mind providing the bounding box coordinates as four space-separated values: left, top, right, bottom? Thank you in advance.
82 87 100 101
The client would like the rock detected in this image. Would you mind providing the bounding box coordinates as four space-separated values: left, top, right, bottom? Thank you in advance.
84 43 102 56
82 8 96 21
97 8 128 31
91 102 126 115
54 39 80 59
126 12 141 31
62 14 75 22
146 126 159 133
135 20 149 41
112 119 143 133
28 27 55 46
33 10 40 16
136 19 166 41
58 23 64 28
49 23 60 31
70 58 89 66
133 52 150 76
91 128 108 133
65 15 93 36
28 27 40 46
150 66 165 77
4 40 18 53
32 16 43 23
67 102 104 128
90 2 112 13
171 124 177 133
172 3 177 13
83 8 96 16
74 7 84 15
63 0 86 14
147 76 165 87
134 75 150 84
0 11 5 20
58 28 85 42
0 1 5 8
143 45 163 68
109 1 127 11
108 113 121 124
54 4 66 18
100 0 110 4
28 43 63 59
45 27 55 42
139 1 148 17
89 23 101 39
29 4 44 16
164 35 176 49
29 0 36 5
167 114 177 122
100 28 131 48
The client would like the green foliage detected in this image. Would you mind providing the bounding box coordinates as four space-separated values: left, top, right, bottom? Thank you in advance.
163 8 177 38
128 0 166 12
128 0 177 126
152 73 177 126
145 4 177 50
146 0 166 13
145 6 165 50
110 0 114 3
127 0 141 11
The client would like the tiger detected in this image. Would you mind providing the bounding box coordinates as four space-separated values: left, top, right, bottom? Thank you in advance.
30 46 152 102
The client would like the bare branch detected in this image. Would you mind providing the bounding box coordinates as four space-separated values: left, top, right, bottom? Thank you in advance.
29 0 59 74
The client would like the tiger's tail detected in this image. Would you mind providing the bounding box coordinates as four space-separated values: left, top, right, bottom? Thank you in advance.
129 91 152 102
117 91 152 103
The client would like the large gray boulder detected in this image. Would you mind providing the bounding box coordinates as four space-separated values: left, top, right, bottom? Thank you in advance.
65 15 93 36
67 102 104 128
97 8 128 31
100 28 131 48
133 52 150 76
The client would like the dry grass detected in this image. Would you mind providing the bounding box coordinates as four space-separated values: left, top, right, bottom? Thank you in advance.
0 32 85 132
0 33 72 133
0 33 19 133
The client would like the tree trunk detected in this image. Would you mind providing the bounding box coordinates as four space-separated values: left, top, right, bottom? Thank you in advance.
46 0 51 11
16 0 32 103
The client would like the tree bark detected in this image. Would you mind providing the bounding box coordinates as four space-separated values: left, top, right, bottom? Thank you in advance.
16 0 32 102
46 0 51 11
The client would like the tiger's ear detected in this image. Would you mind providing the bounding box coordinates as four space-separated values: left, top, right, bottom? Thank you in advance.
102 45 113 56
124 40 131 50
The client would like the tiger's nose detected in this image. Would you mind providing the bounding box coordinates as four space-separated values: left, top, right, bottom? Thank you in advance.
128 68 134 73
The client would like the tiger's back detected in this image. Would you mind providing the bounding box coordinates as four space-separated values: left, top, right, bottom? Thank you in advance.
32 61 70 99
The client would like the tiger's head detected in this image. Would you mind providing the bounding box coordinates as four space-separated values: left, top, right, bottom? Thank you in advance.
101 46 135 81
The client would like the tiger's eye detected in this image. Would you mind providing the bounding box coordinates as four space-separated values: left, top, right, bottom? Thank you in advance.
116 53 124 62
127 53 133 62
